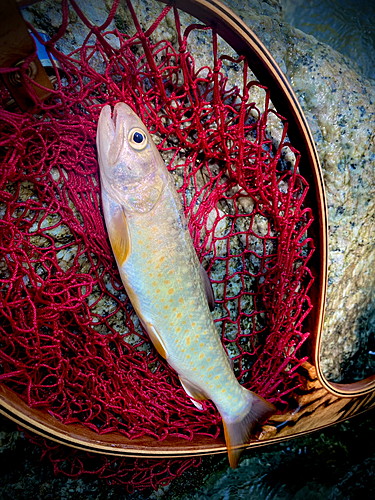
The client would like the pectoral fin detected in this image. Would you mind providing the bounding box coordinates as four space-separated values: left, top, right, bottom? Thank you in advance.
179 376 207 410
108 208 132 267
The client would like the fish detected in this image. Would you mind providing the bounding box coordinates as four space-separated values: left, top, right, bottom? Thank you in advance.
96 102 276 467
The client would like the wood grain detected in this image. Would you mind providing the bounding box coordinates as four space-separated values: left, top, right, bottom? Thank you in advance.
1 362 375 458
0 0 53 110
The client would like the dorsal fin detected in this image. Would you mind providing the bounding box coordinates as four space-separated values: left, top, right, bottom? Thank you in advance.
200 264 215 311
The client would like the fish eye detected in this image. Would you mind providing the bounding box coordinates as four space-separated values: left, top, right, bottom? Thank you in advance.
128 127 148 150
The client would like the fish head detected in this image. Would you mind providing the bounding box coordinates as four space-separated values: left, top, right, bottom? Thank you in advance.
97 102 167 213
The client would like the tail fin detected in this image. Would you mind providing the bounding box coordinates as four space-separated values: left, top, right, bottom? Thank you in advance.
222 390 275 468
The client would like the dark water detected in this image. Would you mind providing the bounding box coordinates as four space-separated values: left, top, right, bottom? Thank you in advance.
280 0 375 80
1 410 375 499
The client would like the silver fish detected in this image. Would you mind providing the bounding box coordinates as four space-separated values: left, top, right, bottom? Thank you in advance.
96 102 275 467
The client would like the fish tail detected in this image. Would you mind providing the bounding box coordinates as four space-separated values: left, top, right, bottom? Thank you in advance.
222 389 275 468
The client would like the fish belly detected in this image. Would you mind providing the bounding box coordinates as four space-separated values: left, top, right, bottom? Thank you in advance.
118 186 247 419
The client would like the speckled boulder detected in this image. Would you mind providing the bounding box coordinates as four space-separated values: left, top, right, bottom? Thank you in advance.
21 0 375 383
226 2 375 382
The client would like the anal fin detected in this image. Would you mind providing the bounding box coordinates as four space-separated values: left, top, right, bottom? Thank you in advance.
179 376 207 410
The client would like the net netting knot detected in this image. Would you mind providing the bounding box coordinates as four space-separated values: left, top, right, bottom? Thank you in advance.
0 0 315 489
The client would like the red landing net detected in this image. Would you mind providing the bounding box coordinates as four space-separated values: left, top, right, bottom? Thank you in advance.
0 0 315 491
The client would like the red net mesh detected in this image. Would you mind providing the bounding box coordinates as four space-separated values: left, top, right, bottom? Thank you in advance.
0 0 315 490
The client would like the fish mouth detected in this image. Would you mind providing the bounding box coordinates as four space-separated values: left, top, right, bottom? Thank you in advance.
111 102 134 138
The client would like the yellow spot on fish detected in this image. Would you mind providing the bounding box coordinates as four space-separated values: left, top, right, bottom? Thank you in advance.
177 312 182 319
179 297 184 304
192 322 196 327
142 252 147 258
199 353 204 360
149 273 153 277
217 384 221 388
222 389 226 393
168 288 174 295
157 272 162 278
186 354 190 359
200 343 204 348
181 349 185 352
164 279 170 285
185 329 189 334
228 395 232 400
161 298 165 302
156 289 161 294
164 305 169 310
168 269 174 275
207 366 213 371
214 375 220 380
207 357 211 362
139 240 144 245
160 256 165 263
152 281 157 287
186 337 191 346
176 327 181 333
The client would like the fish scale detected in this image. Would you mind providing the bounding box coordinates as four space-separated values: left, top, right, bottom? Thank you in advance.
97 102 275 467
119 182 242 412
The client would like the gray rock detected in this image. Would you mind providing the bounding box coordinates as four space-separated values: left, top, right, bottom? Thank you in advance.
24 0 375 383
217 1 375 383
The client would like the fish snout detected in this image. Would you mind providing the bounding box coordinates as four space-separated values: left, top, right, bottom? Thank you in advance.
97 104 116 167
